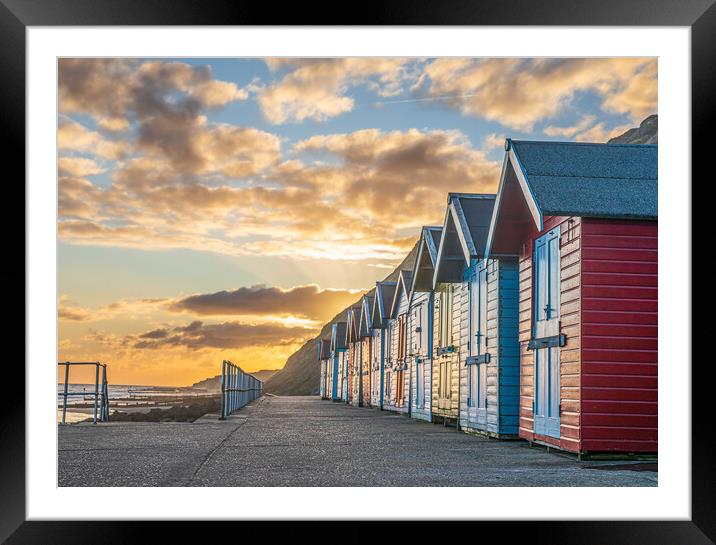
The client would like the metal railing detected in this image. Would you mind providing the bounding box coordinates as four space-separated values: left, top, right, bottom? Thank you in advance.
58 361 109 425
220 360 263 420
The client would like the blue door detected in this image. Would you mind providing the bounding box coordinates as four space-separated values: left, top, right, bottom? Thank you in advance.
468 263 489 427
533 228 561 438
331 356 339 400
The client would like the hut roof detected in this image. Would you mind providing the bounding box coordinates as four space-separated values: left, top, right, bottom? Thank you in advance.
389 269 413 318
434 193 496 285
410 225 442 294
318 337 331 361
331 321 347 351
371 281 397 328
359 291 375 338
487 139 657 257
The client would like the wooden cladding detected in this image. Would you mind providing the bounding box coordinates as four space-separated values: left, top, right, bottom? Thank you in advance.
438 284 454 348
397 313 407 361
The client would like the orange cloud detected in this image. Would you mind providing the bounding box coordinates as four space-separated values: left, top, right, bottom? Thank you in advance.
420 58 657 130
128 319 316 351
170 284 362 322
258 58 417 123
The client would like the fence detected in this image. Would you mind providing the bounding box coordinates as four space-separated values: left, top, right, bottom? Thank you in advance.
58 361 109 425
220 360 263 420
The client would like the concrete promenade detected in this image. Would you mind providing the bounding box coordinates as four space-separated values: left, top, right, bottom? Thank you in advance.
58 395 657 487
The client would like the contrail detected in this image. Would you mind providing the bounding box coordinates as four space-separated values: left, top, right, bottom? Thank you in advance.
373 93 480 106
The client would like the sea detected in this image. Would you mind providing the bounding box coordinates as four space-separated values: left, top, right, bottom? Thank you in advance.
56 383 214 423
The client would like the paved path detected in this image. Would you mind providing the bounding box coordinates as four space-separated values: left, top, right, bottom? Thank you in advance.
58 396 657 487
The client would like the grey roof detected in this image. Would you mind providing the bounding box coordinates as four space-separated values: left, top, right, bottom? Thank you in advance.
510 140 657 220
372 281 397 326
318 338 331 361
429 228 442 250
452 194 496 257
331 322 347 351
359 293 375 337
411 226 442 293
390 270 413 318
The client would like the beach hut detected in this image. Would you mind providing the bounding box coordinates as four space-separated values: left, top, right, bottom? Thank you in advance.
408 226 442 422
317 337 331 399
370 281 397 409
384 270 412 415
345 304 363 407
330 322 348 401
433 193 520 437
359 292 375 407
486 139 657 454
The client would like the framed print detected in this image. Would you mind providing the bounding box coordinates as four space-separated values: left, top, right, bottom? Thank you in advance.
3 0 713 542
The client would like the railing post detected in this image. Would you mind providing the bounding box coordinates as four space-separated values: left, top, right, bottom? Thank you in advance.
61 362 69 425
220 360 227 420
101 365 108 421
232 364 236 413
93 362 99 424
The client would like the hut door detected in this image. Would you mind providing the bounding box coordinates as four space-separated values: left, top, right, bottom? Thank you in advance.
533 228 561 438
332 356 339 400
342 355 348 401
468 264 489 425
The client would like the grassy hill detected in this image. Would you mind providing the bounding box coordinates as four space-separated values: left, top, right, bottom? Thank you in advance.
263 242 419 395
190 369 278 391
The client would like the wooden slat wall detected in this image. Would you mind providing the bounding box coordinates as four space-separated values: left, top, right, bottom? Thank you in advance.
370 329 382 407
351 342 362 407
339 351 347 401
580 218 658 453
518 216 582 452
347 343 355 405
362 337 372 407
458 277 472 427
385 291 410 414
320 360 326 398
410 291 432 422
432 283 462 419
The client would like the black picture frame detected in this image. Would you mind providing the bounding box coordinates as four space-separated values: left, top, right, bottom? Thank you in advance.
3 1 711 542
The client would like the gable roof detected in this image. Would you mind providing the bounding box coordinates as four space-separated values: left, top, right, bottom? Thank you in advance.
433 193 496 285
487 139 657 257
410 225 442 294
371 281 397 328
359 291 375 338
389 269 413 318
345 304 363 345
331 321 347 352
317 337 331 361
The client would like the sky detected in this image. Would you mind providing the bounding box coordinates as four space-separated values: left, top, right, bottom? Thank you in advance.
57 57 657 386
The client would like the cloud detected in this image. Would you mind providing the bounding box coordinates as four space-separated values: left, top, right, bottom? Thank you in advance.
57 295 170 322
258 58 417 123
59 59 267 176
58 296 92 321
573 122 633 143
58 156 105 177
170 284 362 321
58 127 498 264
129 320 316 350
543 114 598 138
59 59 248 119
482 132 506 151
293 128 500 224
420 58 657 130
58 116 128 160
